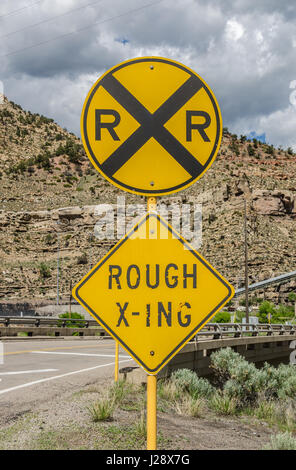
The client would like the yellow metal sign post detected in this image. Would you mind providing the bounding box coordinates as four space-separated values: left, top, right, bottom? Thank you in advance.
115 341 119 382
76 56 232 450
146 196 157 450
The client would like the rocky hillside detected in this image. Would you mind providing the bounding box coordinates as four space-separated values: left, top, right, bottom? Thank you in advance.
0 97 295 305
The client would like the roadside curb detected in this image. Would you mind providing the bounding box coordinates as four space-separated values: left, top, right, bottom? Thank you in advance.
0 336 113 342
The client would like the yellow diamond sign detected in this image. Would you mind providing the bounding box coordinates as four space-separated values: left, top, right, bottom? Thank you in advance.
81 57 222 196
73 213 234 374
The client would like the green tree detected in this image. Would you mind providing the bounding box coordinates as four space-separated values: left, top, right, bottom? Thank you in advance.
213 311 231 323
247 144 255 156
258 301 275 323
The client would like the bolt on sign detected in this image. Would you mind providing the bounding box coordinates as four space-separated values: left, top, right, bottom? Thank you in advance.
73 213 234 375
81 57 222 196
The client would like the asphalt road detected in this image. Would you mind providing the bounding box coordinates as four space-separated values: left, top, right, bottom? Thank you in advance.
0 338 135 424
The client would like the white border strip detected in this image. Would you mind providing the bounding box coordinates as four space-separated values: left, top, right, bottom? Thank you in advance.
30 351 130 358
0 369 58 375
0 359 132 396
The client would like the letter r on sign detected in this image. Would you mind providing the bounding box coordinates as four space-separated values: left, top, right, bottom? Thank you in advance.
95 109 121 141
186 110 211 142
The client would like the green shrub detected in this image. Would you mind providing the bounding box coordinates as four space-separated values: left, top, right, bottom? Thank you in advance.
210 347 241 384
259 301 276 315
223 362 264 405
58 312 85 328
278 375 296 399
171 369 214 399
213 311 231 323
273 305 294 322
258 301 276 323
211 348 265 405
39 262 51 279
211 348 296 405
261 363 296 399
247 144 255 156
264 432 296 450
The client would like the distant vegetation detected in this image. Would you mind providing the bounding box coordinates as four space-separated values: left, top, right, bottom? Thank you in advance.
214 294 296 324
58 312 85 328
39 262 51 280
7 139 85 175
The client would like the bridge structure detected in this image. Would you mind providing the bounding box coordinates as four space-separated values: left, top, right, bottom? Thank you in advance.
234 270 296 297
0 317 295 380
1 270 295 380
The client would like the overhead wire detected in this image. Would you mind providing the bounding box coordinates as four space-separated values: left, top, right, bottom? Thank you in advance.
1 0 165 58
0 0 44 20
0 0 105 39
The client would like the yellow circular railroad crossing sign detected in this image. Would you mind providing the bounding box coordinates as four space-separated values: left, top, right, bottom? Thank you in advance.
81 57 222 195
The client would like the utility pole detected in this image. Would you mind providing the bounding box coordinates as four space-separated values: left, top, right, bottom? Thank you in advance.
89 232 94 270
56 221 61 306
244 198 249 324
69 279 72 319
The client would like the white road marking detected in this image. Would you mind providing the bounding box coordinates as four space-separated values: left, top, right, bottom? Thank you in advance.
30 351 130 358
0 359 133 396
0 369 58 376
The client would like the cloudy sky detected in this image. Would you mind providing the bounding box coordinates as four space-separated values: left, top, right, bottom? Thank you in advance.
1 0 296 149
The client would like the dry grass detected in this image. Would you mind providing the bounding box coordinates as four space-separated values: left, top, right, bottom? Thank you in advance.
173 396 205 418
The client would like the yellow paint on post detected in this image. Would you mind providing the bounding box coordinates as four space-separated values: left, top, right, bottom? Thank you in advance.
146 198 158 450
147 374 157 450
115 341 119 382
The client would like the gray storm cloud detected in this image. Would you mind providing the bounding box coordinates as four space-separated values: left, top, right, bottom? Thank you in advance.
0 0 296 149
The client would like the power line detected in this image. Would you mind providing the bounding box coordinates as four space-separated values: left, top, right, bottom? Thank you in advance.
1 0 165 58
0 1 44 20
1 0 104 40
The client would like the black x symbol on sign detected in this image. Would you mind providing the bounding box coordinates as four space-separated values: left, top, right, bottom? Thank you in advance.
93 73 209 178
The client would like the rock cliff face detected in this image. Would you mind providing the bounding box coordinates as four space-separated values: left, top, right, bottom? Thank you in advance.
0 189 295 304
0 98 295 305
252 190 296 216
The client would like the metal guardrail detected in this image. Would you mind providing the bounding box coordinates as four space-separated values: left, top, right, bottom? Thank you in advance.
0 316 98 328
0 318 295 339
193 323 296 341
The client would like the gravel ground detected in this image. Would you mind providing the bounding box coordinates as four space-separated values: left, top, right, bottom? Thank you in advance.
0 378 274 450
